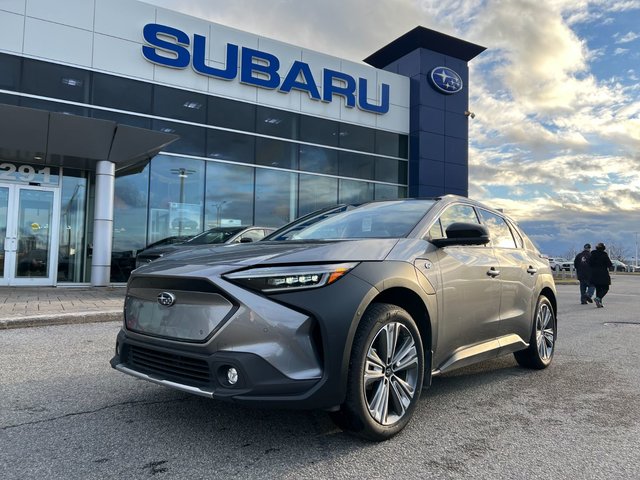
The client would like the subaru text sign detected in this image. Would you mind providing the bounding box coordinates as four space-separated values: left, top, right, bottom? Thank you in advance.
429 66 463 95
142 23 390 115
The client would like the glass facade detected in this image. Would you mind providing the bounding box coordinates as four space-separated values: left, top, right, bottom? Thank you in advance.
0 51 409 283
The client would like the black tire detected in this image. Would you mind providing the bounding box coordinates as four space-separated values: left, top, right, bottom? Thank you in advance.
331 303 424 441
514 295 556 369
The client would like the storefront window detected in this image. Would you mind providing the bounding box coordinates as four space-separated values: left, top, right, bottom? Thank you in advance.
147 155 204 244
299 174 338 216
58 170 87 283
299 145 338 175
256 106 298 140
339 179 373 204
152 120 206 157
375 157 408 184
339 123 375 153
91 109 152 129
255 169 297 227
339 152 375 180
153 85 207 124
0 53 21 91
92 72 152 114
256 138 298 169
22 59 91 103
206 130 255 163
112 167 149 281
204 162 254 228
374 184 407 200
375 131 409 159
300 115 339 146
208 96 256 132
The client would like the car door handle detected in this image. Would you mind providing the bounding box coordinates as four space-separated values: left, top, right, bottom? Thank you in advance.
487 267 500 277
527 266 537 275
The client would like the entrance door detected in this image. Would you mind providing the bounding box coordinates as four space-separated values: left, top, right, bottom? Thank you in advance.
0 184 60 286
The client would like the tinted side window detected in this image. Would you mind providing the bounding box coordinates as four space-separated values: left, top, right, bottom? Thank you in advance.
479 209 517 248
238 229 266 243
438 204 480 237
506 219 524 248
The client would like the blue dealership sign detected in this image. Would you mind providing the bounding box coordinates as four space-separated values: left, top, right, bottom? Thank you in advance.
429 66 463 95
142 23 390 115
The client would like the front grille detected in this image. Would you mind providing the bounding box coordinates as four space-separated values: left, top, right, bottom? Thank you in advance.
126 345 211 385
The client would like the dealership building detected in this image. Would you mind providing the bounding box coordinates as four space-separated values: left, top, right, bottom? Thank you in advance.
0 0 484 286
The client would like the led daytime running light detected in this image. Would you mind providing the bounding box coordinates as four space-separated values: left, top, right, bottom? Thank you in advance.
225 263 358 292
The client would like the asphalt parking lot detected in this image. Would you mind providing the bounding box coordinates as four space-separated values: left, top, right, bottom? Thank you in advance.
1 275 639 479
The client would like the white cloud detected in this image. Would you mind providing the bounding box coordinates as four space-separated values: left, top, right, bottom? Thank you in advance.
615 31 640 43
614 47 630 55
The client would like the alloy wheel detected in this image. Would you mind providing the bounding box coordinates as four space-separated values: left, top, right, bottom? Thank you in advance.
536 302 555 361
363 322 419 426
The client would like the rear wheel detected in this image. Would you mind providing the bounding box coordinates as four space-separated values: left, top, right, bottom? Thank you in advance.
514 295 556 369
331 303 424 441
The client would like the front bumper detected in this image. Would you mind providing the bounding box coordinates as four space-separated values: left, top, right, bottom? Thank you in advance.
111 269 377 409
110 332 320 405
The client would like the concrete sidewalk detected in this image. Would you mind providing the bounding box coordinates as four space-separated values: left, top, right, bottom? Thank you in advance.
0 286 125 329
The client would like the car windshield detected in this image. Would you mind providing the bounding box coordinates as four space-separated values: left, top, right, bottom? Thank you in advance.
290 200 436 240
186 227 245 245
264 205 353 241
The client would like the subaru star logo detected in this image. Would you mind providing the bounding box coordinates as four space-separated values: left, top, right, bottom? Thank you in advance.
429 66 463 95
157 292 176 307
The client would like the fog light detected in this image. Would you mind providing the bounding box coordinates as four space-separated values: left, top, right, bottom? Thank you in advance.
115 342 120 356
227 367 239 385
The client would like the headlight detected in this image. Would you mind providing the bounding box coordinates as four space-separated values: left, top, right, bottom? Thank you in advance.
224 263 359 293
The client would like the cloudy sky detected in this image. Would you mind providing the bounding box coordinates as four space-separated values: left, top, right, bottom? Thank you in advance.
144 0 640 261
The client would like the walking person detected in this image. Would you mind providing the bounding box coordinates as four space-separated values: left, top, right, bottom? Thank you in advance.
574 243 595 304
588 242 613 308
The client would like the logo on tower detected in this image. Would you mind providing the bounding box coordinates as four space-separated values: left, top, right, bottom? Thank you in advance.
429 67 463 95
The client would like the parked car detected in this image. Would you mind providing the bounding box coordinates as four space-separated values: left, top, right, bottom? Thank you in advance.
112 195 557 441
547 257 572 271
136 235 194 254
135 226 275 269
610 259 628 272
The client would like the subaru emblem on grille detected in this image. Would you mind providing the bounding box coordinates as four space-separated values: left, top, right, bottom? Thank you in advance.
157 292 176 307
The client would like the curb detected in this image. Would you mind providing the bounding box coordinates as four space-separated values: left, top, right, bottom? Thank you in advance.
0 310 123 330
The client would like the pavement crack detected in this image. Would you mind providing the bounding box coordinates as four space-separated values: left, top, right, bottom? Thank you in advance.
1 396 191 431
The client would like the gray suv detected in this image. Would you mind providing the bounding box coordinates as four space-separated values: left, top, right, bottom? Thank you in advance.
111 195 557 441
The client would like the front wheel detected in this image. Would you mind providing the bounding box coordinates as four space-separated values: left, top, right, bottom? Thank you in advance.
514 295 556 369
331 303 424 441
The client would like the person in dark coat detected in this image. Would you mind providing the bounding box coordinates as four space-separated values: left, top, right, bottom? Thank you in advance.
574 243 594 304
588 242 613 308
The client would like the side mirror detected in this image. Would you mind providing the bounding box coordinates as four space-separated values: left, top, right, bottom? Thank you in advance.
431 222 490 248
239 237 254 243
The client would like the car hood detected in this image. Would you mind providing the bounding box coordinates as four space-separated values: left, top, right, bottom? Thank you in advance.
133 239 399 276
137 244 185 257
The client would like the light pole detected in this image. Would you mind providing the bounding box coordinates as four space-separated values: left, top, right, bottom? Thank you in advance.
170 168 195 236
635 232 638 269
212 201 227 226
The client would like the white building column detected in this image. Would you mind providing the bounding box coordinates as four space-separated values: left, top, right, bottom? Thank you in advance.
91 160 115 286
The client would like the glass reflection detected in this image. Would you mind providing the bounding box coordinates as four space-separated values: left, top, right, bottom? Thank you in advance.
299 145 338 175
58 170 87 282
16 189 54 278
256 138 298 169
204 162 254 229
112 167 149 282
0 187 7 278
298 175 338 216
148 156 204 244
255 169 297 227
339 179 373 204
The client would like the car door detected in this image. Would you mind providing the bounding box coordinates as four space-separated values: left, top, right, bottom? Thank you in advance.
423 203 502 372
478 209 536 343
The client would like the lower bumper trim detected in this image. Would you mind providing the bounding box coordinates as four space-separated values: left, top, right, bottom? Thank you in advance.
115 363 214 398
